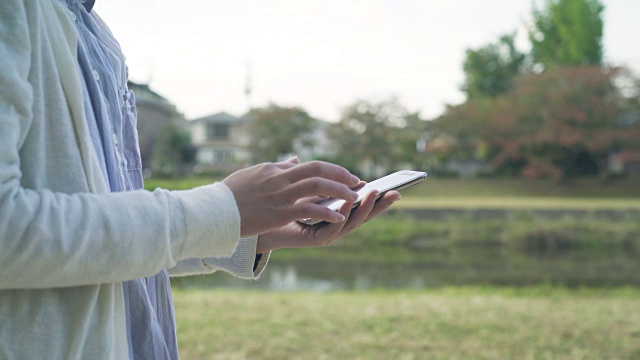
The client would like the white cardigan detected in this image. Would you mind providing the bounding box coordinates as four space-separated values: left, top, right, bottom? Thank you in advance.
0 1 263 358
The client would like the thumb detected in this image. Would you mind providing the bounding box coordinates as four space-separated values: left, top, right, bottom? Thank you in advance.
284 156 299 164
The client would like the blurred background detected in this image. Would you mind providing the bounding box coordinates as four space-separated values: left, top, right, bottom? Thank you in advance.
98 1 640 358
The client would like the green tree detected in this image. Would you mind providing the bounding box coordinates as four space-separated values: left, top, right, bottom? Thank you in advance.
429 99 494 174
155 121 194 177
246 103 318 163
529 0 604 68
396 111 430 169
462 33 527 99
327 99 425 179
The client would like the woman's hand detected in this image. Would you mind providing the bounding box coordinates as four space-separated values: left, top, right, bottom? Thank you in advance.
223 158 360 237
255 189 401 253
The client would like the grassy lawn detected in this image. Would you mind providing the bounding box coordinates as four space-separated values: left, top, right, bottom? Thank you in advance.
145 177 640 209
399 177 640 198
146 176 640 197
161 175 640 358
173 287 640 360
396 177 640 209
396 196 640 209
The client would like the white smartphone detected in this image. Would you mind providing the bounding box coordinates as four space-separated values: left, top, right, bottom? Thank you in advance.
299 170 427 225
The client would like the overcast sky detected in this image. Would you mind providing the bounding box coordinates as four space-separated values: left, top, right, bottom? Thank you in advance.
95 0 640 122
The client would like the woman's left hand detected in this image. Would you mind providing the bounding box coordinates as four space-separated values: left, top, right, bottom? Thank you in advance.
255 189 401 253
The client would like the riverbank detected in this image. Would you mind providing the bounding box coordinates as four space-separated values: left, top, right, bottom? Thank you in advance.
163 177 640 358
144 176 640 199
272 212 640 263
173 287 640 359
167 205 640 290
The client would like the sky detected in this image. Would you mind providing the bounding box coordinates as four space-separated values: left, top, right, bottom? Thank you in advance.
95 0 640 122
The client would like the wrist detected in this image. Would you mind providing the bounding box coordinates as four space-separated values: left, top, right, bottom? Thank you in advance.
256 233 274 254
256 230 296 254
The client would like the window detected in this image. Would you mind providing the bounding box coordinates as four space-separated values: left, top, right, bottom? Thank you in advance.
197 148 234 164
214 149 234 163
206 123 229 140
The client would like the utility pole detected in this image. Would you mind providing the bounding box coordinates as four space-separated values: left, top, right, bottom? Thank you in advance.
244 59 253 112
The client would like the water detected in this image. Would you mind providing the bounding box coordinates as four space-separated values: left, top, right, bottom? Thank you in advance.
171 246 640 291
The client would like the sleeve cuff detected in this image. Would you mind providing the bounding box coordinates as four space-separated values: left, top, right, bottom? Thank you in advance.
168 236 270 280
171 182 241 259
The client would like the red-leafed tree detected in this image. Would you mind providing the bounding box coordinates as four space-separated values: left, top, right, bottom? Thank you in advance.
487 66 640 179
433 0 638 179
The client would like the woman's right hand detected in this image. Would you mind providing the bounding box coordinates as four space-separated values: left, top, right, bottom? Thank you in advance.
222 157 360 237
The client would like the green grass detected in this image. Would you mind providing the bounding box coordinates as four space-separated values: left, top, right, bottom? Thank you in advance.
173 287 640 359
161 176 640 358
271 215 640 263
396 196 640 209
145 176 640 209
399 177 640 198
145 176 640 197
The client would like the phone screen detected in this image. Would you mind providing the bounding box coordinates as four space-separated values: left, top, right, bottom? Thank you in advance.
300 170 427 225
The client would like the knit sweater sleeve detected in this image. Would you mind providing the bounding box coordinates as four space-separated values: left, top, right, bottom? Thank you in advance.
0 178 244 289
168 238 271 280
0 1 245 289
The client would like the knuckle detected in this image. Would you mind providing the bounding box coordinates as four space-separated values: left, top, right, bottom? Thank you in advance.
342 224 355 233
306 160 323 175
263 163 287 184
263 162 277 172
307 178 322 192
255 162 269 174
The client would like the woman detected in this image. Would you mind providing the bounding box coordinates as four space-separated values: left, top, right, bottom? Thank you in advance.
0 0 400 358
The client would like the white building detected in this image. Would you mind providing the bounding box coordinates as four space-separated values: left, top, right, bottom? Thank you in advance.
190 112 251 172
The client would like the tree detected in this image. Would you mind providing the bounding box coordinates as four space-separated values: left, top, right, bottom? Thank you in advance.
529 0 604 68
155 121 194 177
246 104 318 163
396 111 430 169
430 99 494 170
436 0 621 179
327 99 426 179
462 33 527 99
487 66 640 179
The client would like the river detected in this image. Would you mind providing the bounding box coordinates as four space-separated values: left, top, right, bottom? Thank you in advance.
171 246 640 291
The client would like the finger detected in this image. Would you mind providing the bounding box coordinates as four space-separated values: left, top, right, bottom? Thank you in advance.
342 189 379 232
317 191 377 244
291 201 347 224
365 191 401 222
308 181 365 206
285 178 358 204
284 161 360 187
294 195 331 205
314 200 355 245
274 160 299 170
320 202 353 246
283 156 299 164
351 180 367 191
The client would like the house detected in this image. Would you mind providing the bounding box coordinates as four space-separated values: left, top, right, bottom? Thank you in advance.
189 112 251 172
423 134 493 177
128 81 186 174
608 151 640 176
291 120 334 162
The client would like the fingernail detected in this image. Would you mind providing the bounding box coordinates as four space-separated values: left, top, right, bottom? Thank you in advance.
287 156 299 163
336 213 346 222
351 175 360 184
